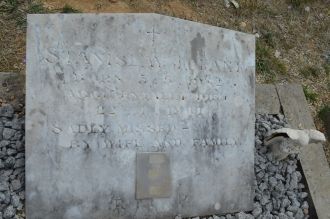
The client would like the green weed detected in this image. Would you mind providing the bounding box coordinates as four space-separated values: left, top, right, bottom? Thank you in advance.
303 85 318 103
289 0 318 8
256 41 287 82
0 0 19 13
319 104 330 121
28 1 46 14
300 65 320 78
61 4 81 13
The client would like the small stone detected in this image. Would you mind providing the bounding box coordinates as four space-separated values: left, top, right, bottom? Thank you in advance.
0 192 6 202
286 211 294 217
298 183 305 189
3 191 11 205
267 164 277 173
235 212 250 219
275 50 281 58
278 212 288 219
256 171 265 179
295 208 304 219
269 176 277 187
0 160 4 169
0 140 10 148
10 131 22 141
11 179 22 191
11 194 21 207
300 192 308 199
301 201 308 209
303 208 309 215
6 148 16 156
0 182 9 192
287 205 299 213
260 196 270 206
275 173 285 181
259 182 267 192
281 198 291 208
265 202 273 211
5 157 15 168
2 128 16 140
14 141 23 151
18 191 24 200
259 163 266 170
9 117 23 131
15 153 24 159
240 22 246 28
0 105 14 118
14 158 24 168
3 205 16 219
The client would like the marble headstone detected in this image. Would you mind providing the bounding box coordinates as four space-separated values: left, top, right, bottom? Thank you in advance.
26 14 255 219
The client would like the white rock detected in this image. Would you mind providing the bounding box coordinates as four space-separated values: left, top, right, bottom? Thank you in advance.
223 0 230 8
230 0 239 8
240 22 247 28
275 50 281 58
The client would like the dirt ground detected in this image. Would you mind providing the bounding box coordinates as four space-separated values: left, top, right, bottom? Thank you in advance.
0 0 330 162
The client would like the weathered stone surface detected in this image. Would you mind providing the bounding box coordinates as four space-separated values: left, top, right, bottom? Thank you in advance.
255 84 281 114
26 14 255 218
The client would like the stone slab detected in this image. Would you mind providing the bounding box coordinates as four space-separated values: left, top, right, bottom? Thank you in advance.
26 13 255 219
255 84 281 114
276 83 330 219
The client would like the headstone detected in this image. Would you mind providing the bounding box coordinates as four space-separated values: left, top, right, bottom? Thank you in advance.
26 14 255 219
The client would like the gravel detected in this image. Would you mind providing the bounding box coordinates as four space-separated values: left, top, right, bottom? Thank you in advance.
0 105 311 219
0 105 25 219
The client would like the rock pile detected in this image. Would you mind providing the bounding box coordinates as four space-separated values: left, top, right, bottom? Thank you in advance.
251 114 310 219
0 105 25 219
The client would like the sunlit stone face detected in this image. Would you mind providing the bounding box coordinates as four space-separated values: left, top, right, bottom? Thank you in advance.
26 13 255 219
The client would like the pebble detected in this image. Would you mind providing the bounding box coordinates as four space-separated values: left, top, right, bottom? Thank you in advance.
10 180 21 191
0 107 25 218
0 105 14 118
2 128 15 140
3 205 15 219
275 50 281 58
239 22 246 28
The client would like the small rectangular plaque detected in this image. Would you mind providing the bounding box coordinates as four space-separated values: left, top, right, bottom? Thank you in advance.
136 152 171 199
